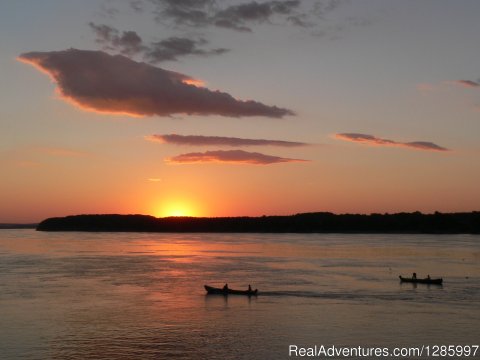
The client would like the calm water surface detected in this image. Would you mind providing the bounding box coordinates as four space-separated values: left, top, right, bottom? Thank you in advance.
0 231 479 359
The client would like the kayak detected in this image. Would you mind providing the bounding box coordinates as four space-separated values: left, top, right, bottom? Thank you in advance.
204 285 258 296
399 276 443 285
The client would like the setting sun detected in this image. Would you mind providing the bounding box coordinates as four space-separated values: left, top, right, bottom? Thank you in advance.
154 201 199 218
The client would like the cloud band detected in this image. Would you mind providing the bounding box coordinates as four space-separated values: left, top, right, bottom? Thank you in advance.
335 133 448 152
147 134 307 147
166 149 307 164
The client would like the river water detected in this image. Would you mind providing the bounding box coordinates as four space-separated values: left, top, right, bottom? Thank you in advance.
0 231 479 359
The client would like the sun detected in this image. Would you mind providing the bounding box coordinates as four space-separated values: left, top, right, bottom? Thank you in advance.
153 201 199 218
166 207 190 217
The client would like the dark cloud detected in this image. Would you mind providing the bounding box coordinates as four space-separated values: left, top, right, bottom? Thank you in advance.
212 1 300 32
150 0 344 32
89 22 144 56
152 0 214 26
286 14 312 28
18 49 293 118
89 22 117 44
89 22 229 62
146 37 229 63
166 149 307 164
403 141 449 152
453 80 480 88
95 0 361 40
147 134 308 147
335 133 449 152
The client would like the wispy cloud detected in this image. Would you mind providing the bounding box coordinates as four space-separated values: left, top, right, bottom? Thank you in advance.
146 37 229 63
334 133 449 152
152 0 301 31
89 22 229 63
89 22 144 56
418 80 480 93
166 149 307 165
402 141 449 152
336 133 396 146
150 0 349 33
93 1 368 53
18 49 293 118
212 0 301 32
147 134 308 147
452 79 480 88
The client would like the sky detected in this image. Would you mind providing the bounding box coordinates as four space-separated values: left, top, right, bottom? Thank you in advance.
1 0 480 223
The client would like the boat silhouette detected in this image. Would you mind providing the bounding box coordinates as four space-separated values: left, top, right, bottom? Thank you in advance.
399 275 443 285
204 285 258 296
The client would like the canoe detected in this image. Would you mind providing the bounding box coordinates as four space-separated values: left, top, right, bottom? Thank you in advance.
204 285 258 296
399 276 443 285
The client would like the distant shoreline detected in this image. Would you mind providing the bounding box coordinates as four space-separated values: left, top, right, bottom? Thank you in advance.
35 212 480 234
0 224 38 230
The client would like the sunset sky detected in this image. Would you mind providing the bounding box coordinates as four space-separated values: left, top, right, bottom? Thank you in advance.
1 0 480 222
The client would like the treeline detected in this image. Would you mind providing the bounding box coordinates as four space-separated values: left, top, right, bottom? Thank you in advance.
36 212 480 233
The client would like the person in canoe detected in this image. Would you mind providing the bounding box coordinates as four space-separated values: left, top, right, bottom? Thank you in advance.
223 283 229 291
248 284 252 292
412 272 417 279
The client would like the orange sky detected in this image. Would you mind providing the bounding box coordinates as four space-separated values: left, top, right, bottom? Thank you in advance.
1 1 480 222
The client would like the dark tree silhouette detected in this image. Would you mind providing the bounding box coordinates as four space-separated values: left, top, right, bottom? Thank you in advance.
36 212 480 234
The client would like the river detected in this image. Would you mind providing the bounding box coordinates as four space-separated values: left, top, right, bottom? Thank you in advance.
0 231 478 359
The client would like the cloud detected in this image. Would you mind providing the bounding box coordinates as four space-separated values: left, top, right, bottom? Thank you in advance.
166 149 307 164
335 133 396 146
89 22 229 63
18 49 293 118
146 37 229 63
334 133 449 152
419 80 480 93
151 0 345 32
152 0 213 27
452 80 480 88
147 134 307 147
89 22 144 56
403 141 449 152
95 1 365 45
212 1 301 32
